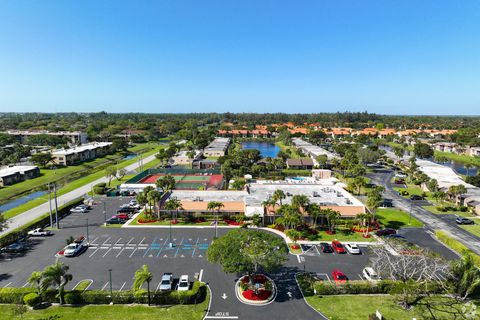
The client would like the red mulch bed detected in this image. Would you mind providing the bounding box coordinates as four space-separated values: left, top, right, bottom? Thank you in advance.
241 275 267 284
290 244 300 250
224 219 241 226
325 230 336 235
242 289 272 301
138 219 159 224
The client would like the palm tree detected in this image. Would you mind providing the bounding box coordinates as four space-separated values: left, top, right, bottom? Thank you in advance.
207 201 224 237
28 271 43 295
41 262 73 305
133 264 153 306
356 212 373 237
291 194 310 213
285 229 302 244
325 209 341 233
147 190 163 218
164 197 183 221
261 199 277 224
278 205 302 229
272 189 286 206
307 203 322 229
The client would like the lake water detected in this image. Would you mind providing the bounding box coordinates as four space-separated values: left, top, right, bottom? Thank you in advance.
0 190 47 213
241 141 280 158
123 153 138 160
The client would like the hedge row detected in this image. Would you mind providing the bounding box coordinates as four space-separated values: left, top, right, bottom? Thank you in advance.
297 275 443 296
0 281 206 306
435 231 480 267
0 198 84 248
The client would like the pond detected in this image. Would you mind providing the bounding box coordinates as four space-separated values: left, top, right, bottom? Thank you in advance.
123 153 138 160
0 190 47 213
241 141 280 158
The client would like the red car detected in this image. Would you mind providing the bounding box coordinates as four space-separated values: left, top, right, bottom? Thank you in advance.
114 213 129 221
331 241 346 254
332 270 348 283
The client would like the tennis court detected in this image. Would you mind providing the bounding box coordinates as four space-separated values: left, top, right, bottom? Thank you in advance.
132 170 223 190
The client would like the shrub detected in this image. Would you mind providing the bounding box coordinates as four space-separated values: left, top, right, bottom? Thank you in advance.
64 291 84 305
0 288 35 304
23 292 41 306
240 282 249 291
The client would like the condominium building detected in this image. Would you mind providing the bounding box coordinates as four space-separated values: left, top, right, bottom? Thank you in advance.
50 142 112 166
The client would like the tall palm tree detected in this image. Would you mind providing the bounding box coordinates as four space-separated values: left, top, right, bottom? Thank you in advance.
41 262 73 305
133 264 153 306
28 271 43 295
272 189 286 206
307 203 321 229
164 197 183 220
147 190 163 218
278 205 302 229
261 198 276 224
291 194 310 213
207 201 224 237
325 209 341 233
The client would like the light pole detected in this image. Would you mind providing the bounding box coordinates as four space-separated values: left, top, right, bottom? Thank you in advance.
48 183 53 228
408 199 413 225
169 218 173 248
54 183 59 229
103 201 107 225
86 218 89 245
108 269 113 303
214 211 218 238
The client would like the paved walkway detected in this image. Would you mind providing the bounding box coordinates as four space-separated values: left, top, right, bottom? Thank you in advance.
0 154 157 236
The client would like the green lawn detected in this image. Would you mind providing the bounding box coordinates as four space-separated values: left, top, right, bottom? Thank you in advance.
130 212 228 226
459 223 480 238
305 295 476 320
375 208 424 228
0 293 208 320
434 150 480 167
1 146 162 219
435 230 480 266
423 205 475 218
275 141 302 158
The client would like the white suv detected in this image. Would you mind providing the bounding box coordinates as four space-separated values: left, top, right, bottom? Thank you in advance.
159 273 173 291
345 243 361 255
177 275 189 291
363 267 381 281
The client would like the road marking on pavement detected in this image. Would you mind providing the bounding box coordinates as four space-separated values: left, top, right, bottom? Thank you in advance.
102 237 112 245
22 282 29 288
129 248 137 258
116 248 125 257
89 247 101 257
174 237 184 257
103 247 113 257
139 237 146 246
205 316 238 319
119 281 126 291
101 282 109 291
199 269 204 282
221 293 228 299
126 237 134 245
90 237 99 245
114 238 123 245
156 237 170 257
296 255 302 263
112 246 121 249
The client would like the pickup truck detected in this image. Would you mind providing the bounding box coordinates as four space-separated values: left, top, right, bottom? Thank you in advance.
28 228 52 237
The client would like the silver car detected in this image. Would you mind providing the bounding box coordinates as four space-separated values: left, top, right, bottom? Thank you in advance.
158 273 173 291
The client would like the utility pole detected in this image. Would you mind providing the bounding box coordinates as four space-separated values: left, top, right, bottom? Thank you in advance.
54 183 59 229
48 183 53 228
103 201 107 225
108 269 113 303
409 199 413 225
86 218 89 245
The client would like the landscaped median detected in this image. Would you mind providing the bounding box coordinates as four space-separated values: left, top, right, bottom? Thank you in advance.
435 230 480 266
0 283 209 320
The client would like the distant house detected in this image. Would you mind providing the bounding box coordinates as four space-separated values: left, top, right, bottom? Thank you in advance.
50 142 112 166
433 142 459 153
171 150 203 166
203 137 230 157
0 165 40 187
286 158 314 170
192 159 219 170
467 147 480 157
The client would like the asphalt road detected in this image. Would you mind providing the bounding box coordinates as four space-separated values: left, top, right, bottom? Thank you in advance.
1 197 334 320
368 167 480 255
0 154 157 236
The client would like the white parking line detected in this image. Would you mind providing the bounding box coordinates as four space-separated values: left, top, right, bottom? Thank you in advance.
126 237 134 245
90 237 99 245
101 282 109 291
22 282 29 288
129 248 138 258
114 238 123 245
119 281 127 291
116 248 125 257
199 269 204 282
89 247 101 257
139 237 146 246
102 237 112 245
3 282 12 288
296 255 302 263
102 247 113 257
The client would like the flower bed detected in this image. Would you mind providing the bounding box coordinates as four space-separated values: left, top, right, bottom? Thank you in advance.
137 218 159 224
224 219 242 226
242 289 272 301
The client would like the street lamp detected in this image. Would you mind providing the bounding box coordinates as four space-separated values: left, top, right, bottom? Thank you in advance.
108 269 113 303
86 218 89 245
103 202 107 226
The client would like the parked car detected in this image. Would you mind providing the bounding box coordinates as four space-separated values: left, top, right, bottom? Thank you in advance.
410 195 424 201
332 270 348 283
320 242 333 253
455 217 474 225
395 173 407 178
27 228 52 237
376 228 397 236
77 204 91 210
106 217 125 225
384 234 406 241
159 273 173 291
70 206 88 213
1 242 27 253
63 242 85 257
115 213 130 221
381 199 393 207
345 243 361 255
117 207 136 214
362 267 381 281
331 241 346 254
177 275 189 291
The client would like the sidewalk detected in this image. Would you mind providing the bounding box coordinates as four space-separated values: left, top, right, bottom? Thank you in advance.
1 154 157 236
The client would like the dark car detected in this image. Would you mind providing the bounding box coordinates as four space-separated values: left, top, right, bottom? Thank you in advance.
376 228 397 236
384 234 407 241
106 217 125 225
410 195 424 201
456 217 474 225
1 242 27 253
381 199 393 207
117 207 136 214
320 242 333 253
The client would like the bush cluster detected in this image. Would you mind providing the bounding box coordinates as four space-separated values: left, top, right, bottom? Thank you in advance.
437 205 468 212
0 282 206 306
93 182 107 195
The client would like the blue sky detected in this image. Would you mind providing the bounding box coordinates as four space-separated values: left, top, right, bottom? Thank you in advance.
0 1 479 115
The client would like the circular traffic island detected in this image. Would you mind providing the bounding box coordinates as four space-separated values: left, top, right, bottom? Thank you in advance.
236 274 276 305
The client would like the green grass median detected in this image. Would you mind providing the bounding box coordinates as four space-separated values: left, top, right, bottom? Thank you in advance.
375 208 424 228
